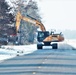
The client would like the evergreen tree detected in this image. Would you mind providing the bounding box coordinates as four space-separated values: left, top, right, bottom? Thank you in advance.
0 0 14 34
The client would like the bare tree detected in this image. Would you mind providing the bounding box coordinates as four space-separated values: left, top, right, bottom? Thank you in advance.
6 0 41 44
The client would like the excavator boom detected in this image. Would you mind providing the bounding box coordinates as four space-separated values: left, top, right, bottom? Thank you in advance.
15 12 46 32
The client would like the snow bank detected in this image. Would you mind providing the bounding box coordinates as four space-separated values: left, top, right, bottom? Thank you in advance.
0 55 15 62
0 44 37 61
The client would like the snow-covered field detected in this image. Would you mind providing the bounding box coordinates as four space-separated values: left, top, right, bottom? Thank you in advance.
0 39 76 62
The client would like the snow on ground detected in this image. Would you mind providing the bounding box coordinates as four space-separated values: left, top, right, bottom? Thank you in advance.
0 39 76 62
58 39 76 50
0 55 15 62
0 44 37 61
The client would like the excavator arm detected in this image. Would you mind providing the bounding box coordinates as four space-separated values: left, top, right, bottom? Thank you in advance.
15 12 22 32
15 11 46 32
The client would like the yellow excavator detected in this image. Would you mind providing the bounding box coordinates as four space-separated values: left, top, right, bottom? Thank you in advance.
15 11 64 49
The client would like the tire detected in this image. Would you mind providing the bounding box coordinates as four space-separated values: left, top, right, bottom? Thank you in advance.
37 44 42 49
52 43 58 49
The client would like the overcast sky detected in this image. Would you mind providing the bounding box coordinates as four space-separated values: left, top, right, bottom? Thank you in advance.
36 0 76 31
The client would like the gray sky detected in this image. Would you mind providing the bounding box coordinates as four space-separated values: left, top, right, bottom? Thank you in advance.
36 0 76 31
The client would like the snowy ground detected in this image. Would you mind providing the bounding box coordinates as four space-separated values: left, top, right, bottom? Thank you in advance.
58 39 76 50
0 39 76 62
0 44 37 61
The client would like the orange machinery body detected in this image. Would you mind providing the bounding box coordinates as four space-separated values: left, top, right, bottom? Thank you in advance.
43 33 64 42
37 31 64 43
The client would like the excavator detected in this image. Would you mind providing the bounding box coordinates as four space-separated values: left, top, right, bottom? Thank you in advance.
15 11 64 49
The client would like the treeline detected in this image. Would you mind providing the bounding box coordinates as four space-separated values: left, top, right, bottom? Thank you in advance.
0 0 41 44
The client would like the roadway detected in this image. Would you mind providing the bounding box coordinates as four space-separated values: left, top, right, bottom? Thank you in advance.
0 49 76 75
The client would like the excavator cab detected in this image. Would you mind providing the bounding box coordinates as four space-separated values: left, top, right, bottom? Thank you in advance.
37 31 49 42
